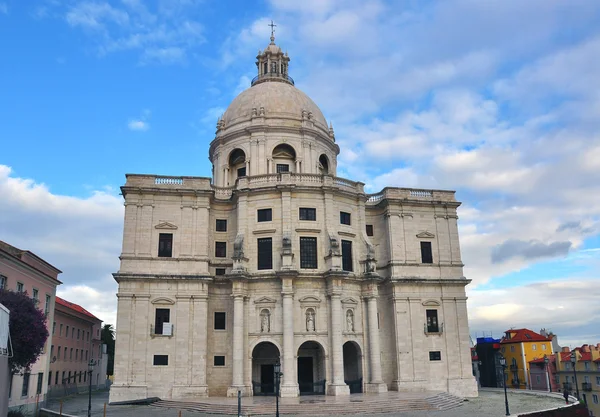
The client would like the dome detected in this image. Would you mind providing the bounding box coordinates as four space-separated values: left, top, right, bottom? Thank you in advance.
222 81 328 128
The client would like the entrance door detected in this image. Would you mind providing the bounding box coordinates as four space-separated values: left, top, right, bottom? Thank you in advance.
261 364 275 394
298 357 314 394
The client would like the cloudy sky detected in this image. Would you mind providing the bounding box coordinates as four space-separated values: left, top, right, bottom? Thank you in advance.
1 0 599 348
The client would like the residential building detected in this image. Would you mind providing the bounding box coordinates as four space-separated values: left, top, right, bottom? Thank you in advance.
556 344 600 417
475 336 503 388
499 328 554 389
0 241 61 413
110 33 477 403
1 303 9 416
529 355 559 392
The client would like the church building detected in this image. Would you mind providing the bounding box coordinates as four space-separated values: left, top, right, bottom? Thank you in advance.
109 32 477 402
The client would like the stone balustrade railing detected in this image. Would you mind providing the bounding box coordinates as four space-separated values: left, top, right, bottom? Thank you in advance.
366 187 456 203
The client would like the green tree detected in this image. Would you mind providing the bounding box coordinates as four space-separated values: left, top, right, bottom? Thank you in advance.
101 323 115 376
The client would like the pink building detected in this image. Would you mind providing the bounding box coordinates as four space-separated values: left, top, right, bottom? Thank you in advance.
529 354 559 392
0 241 61 414
48 297 107 396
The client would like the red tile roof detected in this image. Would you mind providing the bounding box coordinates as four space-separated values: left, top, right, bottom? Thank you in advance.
500 328 552 344
529 358 547 364
579 352 592 361
56 297 100 321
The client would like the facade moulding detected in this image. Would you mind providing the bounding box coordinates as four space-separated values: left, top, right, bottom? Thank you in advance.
119 255 211 262
112 273 214 282
387 277 471 286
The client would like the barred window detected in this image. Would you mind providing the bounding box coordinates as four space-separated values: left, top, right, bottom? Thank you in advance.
341 240 353 272
300 237 318 269
237 167 246 178
299 208 316 221
426 309 439 333
215 268 226 276
257 238 273 270
153 355 168 366
214 312 226 330
429 351 441 361
215 241 227 257
340 211 351 225
276 164 289 173
214 356 225 366
258 208 272 222
216 219 227 232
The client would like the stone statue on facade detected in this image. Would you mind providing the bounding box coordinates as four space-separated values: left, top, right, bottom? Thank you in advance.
329 235 340 256
261 310 270 333
346 310 354 332
364 241 378 275
232 234 247 272
282 235 292 255
306 310 315 332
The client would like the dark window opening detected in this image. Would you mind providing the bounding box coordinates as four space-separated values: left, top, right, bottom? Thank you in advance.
158 233 173 257
154 308 170 335
276 164 289 173
216 219 227 232
214 356 225 366
22 373 30 397
257 238 273 270
214 312 226 330
366 225 374 236
420 241 433 264
153 355 169 366
215 268 226 276
299 208 316 221
340 211 351 225
215 241 227 258
258 208 272 222
429 351 442 361
426 309 439 333
237 167 246 178
36 373 43 394
48 371 52 386
342 240 353 272
300 237 318 269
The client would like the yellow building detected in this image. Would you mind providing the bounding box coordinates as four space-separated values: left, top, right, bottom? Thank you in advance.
500 328 554 389
556 344 600 417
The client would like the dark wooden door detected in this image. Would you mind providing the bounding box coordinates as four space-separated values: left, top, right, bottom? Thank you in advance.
298 357 314 393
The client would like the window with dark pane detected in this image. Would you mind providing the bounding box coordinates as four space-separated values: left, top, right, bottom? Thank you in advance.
214 312 226 330
214 356 225 366
299 208 316 221
36 373 43 394
300 237 318 269
257 208 272 222
276 164 289 173
158 233 173 257
215 268 226 276
341 240 353 271
420 241 433 264
429 351 441 361
154 308 170 335
257 238 273 270
426 309 439 333
215 241 227 257
340 211 351 225
366 225 374 237
153 355 169 365
216 219 227 232
237 167 246 178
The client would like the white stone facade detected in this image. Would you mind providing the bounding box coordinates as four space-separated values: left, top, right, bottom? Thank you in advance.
109 35 477 403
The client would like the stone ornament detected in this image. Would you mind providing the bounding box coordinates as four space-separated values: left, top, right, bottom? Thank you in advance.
260 309 270 333
346 310 354 332
306 308 315 332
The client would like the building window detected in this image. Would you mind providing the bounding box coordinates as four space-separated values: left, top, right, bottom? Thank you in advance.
63 347 67 360
340 211 351 225
60 324 63 336
86 350 88 360
79 372 82 383
585 362 590 370
153 355 169 366
62 371 65 384
215 268 226 276
214 312 226 330
257 238 273 270
77 329 80 340
52 322 56 335
501 346 505 353
532 344 537 350
429 351 441 361
300 237 318 269
299 208 316 221
48 371 52 386
420 241 433 264
22 373 30 397
75 350 78 360
216 219 227 232
510 345 515 352
276 164 289 173
32 288 39 304
36 373 43 394
0 275 6 290
154 308 170 335
70 348 73 360
215 241 227 257
72 327 75 338
536 375 541 383
55 372 59 385
17 282 24 293
341 240 353 271
426 309 439 333
257 208 272 222
87 331 89 341
237 167 246 178
158 233 173 257
366 225 374 236
593 394 598 404
596 376 600 385
57 346 61 360
214 356 226 366
542 344 546 350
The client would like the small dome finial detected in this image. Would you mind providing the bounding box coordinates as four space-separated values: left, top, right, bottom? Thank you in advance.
268 20 277 44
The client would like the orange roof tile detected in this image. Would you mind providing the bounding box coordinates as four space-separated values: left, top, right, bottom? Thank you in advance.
56 296 100 321
579 352 592 361
500 328 552 344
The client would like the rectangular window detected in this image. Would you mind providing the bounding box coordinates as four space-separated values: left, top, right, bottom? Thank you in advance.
510 345 515 352
585 362 590 370
48 371 52 386
32 288 39 303
62 372 65 384
77 329 80 340
237 167 246 178
22 373 30 397
70 348 73 360
50 345 54 358
153 355 169 366
216 219 227 232
300 237 318 269
593 394 598 404
86 350 88 360
55 372 59 385
257 208 272 222
596 376 600 385
429 351 442 361
84 371 86 383
75 349 78 360
340 211 351 225
426 309 439 333
257 238 273 270
420 241 433 264
299 208 316 221
36 373 43 394
154 308 170 335
52 322 56 335
79 372 82 383
17 282 24 293
215 241 227 257
0 275 6 290
276 164 289 173
158 233 173 257
57 346 61 360
72 328 75 338
60 324 63 336
341 240 353 271
542 344 546 350
366 225 374 236
215 268 226 276
532 344 536 350
214 312 226 330
214 356 226 366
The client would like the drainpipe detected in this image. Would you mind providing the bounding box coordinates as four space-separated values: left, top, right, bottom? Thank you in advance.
521 342 529 389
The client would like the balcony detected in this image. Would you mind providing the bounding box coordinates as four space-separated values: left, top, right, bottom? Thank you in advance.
582 382 592 392
251 72 294 86
150 323 174 338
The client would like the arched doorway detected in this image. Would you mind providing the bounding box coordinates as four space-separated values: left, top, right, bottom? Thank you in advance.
343 341 363 393
297 341 326 395
252 342 280 396
272 144 296 173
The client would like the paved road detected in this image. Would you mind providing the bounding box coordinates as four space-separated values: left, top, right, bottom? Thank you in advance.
46 389 569 417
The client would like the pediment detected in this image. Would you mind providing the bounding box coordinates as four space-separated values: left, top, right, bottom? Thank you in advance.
422 299 440 307
155 222 178 230
299 296 321 304
416 231 435 239
254 296 277 305
341 297 358 305
151 297 175 305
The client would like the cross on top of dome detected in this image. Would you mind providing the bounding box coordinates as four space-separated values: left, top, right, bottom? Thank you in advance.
251 21 294 87
268 20 276 44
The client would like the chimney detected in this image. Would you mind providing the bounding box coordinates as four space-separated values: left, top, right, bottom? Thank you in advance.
581 345 590 352
562 347 570 353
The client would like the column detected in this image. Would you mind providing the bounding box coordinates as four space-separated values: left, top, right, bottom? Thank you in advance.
365 296 386 392
280 290 299 396
246 159 250 176
228 293 246 396
327 287 349 395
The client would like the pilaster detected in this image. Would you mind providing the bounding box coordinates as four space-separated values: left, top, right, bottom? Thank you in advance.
228 277 249 397
326 275 350 396
280 274 299 397
362 280 387 393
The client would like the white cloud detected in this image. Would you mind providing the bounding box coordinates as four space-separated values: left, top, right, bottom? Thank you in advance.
128 120 149 131
0 3 8 14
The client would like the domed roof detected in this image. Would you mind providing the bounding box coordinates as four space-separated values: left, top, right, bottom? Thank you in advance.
222 81 328 128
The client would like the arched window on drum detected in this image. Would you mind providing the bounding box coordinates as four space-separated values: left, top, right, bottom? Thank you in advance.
272 144 297 173
318 154 329 175
228 148 247 185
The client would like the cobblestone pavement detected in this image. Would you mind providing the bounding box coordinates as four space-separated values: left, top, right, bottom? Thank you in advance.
46 389 570 417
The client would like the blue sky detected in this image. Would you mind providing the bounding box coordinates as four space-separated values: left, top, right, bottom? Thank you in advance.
1 0 599 348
